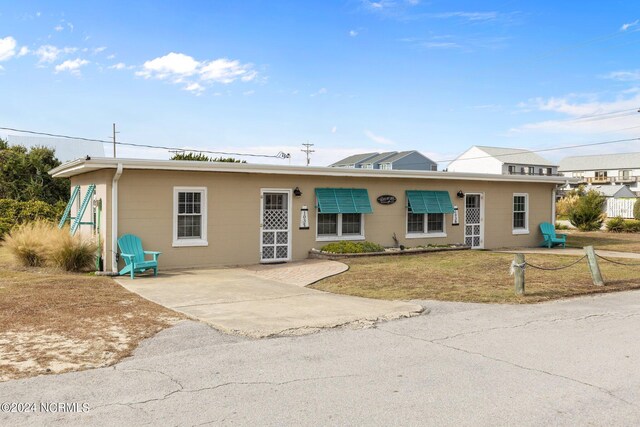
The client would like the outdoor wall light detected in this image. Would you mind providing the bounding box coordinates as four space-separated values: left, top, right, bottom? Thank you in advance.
456 190 465 198
293 187 302 197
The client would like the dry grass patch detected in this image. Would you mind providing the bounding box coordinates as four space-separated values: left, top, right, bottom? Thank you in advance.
311 251 640 304
0 246 184 382
566 231 640 253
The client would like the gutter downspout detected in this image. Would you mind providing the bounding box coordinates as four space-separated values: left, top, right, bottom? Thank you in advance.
111 163 123 273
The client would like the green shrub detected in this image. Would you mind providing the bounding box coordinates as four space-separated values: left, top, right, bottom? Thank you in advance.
0 199 66 239
635 199 640 220
48 228 98 272
320 241 385 254
3 221 52 267
555 222 570 230
623 219 640 233
568 190 606 231
606 217 625 233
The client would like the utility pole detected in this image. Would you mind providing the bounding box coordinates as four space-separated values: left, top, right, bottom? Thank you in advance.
112 123 119 158
301 142 314 166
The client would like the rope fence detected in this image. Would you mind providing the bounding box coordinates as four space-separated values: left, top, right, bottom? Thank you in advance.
507 245 639 295
595 254 640 267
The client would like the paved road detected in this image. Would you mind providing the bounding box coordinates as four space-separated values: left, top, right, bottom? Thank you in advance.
2 291 640 426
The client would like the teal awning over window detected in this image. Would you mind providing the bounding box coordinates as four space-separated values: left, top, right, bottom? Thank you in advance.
315 188 373 214
406 190 454 214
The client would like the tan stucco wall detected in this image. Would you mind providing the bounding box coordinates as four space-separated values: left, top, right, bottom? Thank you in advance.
70 170 112 268
72 169 556 270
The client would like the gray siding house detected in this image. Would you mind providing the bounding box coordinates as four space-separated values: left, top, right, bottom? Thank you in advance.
559 152 640 192
330 150 437 171
447 146 558 176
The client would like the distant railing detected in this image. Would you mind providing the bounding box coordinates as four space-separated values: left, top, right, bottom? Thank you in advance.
585 176 639 183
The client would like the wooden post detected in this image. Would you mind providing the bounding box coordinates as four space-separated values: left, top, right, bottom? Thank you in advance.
514 253 525 295
584 246 604 286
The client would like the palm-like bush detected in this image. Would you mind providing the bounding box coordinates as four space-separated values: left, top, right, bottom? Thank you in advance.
568 190 606 231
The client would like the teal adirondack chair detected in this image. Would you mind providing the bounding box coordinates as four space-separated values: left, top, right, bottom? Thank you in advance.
539 222 567 248
117 234 161 279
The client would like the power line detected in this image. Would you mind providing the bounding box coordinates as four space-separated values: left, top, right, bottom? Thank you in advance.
0 127 290 159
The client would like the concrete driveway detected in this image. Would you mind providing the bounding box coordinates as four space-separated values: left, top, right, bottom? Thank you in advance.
3 290 640 426
115 260 423 337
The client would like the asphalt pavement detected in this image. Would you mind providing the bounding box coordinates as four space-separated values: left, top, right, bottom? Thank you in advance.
2 290 640 426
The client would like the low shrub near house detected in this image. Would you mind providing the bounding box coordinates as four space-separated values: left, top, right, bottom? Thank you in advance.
623 219 640 233
3 220 97 271
606 217 625 233
556 194 580 217
635 199 640 220
555 222 570 230
320 241 385 254
604 217 640 233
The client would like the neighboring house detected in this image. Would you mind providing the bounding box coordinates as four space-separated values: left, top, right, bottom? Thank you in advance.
328 152 379 168
589 185 636 199
8 135 105 162
330 150 438 171
558 152 640 193
588 185 638 219
447 146 558 176
51 157 573 271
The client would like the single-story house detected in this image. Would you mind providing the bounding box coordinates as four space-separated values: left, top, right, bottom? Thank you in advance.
49 158 574 272
589 185 636 199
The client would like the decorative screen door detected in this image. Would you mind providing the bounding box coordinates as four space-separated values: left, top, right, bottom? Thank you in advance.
464 194 483 249
260 190 291 262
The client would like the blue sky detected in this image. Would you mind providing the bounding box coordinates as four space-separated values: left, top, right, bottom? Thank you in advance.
1 1 640 166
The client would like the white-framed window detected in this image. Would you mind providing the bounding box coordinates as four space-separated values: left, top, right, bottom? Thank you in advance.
528 166 535 175
173 187 208 247
406 210 446 238
620 169 632 180
573 171 584 178
512 193 529 235
507 165 516 174
595 170 607 180
316 212 365 241
379 163 392 170
546 167 553 176
361 163 373 169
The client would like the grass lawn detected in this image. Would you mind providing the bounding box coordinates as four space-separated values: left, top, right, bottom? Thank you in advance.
0 246 184 382
311 251 640 304
565 230 640 253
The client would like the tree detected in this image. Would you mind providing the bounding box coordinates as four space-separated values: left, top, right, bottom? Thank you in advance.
0 139 70 204
170 152 246 163
568 189 606 231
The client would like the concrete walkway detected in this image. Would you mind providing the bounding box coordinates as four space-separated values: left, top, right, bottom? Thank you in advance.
494 247 640 259
115 260 422 338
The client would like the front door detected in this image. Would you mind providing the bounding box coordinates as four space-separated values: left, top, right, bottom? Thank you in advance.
260 190 291 263
464 193 484 249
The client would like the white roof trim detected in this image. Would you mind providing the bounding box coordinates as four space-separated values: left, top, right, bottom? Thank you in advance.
49 157 577 184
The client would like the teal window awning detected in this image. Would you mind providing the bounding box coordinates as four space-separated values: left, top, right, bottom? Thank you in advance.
315 188 373 214
406 190 454 214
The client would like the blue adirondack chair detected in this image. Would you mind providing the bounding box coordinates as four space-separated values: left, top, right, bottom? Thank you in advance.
539 222 567 248
117 234 161 279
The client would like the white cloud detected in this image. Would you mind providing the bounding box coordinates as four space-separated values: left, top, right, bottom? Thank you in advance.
512 91 640 136
424 41 461 49
349 30 358 37
107 54 116 59
108 62 127 70
603 70 640 81
67 22 74 32
0 36 17 61
136 53 258 93
364 130 396 145
311 87 327 97
17 46 29 57
34 45 77 63
184 82 205 94
0 65 4 71
54 25 64 32
200 58 257 83
137 52 200 79
54 58 89 75
243 89 255 96
429 11 499 21
621 20 639 31
331 126 337 133
93 46 107 54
